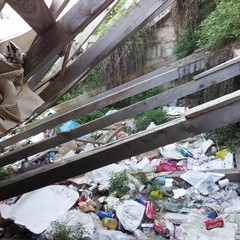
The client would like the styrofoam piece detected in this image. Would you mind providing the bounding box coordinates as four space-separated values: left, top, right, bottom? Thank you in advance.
0 185 79 234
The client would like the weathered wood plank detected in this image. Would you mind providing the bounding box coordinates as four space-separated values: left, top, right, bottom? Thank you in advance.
23 0 113 81
39 0 175 105
28 1 119 91
0 54 206 149
0 0 5 11
0 93 240 200
49 0 70 20
1 59 240 166
5 0 55 36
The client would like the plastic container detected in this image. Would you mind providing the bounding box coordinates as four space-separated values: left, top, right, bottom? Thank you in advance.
178 145 193 158
97 210 114 218
133 229 149 240
102 218 118 230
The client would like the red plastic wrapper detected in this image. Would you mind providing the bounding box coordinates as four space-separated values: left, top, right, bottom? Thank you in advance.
145 201 155 220
153 164 164 172
204 218 224 230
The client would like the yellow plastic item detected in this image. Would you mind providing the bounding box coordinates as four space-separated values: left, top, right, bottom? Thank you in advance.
102 218 118 230
216 149 229 159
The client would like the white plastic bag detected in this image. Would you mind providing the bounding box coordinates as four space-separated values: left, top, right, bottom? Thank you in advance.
116 200 145 232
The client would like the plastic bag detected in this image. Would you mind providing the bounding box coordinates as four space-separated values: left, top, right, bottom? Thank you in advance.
116 200 145 232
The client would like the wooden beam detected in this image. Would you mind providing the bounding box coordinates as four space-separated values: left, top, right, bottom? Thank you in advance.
5 0 55 36
49 0 70 20
39 0 175 105
0 0 5 11
0 91 240 200
28 1 119 91
0 52 207 149
23 0 113 81
1 58 240 166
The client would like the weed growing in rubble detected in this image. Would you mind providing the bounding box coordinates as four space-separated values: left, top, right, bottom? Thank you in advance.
134 108 169 133
53 222 90 240
109 169 130 198
206 123 240 151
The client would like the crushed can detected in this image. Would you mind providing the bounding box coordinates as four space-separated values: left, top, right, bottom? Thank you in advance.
145 201 155 221
153 224 170 239
204 218 224 230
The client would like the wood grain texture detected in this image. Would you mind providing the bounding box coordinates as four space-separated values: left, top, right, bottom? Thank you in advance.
0 94 240 200
1 59 240 166
0 53 207 149
28 1 119 90
39 0 175 104
23 0 113 80
5 0 55 35
49 0 70 19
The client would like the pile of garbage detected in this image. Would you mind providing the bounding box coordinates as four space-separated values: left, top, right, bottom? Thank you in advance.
0 108 239 239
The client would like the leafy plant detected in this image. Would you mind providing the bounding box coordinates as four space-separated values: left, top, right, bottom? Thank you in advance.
134 108 169 132
109 169 130 197
125 86 164 106
53 222 90 240
197 0 240 50
75 106 115 125
205 124 240 151
173 29 198 59
95 0 137 36
133 172 150 185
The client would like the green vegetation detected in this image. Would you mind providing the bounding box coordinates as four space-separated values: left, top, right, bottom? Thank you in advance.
95 0 137 36
53 222 90 240
174 0 240 58
0 166 14 180
206 123 240 151
173 29 198 59
75 106 114 125
134 108 169 133
198 0 240 50
126 86 164 106
109 169 130 197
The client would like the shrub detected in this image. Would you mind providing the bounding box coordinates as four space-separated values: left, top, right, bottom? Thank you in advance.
198 0 240 50
205 123 240 151
134 108 169 132
173 29 198 59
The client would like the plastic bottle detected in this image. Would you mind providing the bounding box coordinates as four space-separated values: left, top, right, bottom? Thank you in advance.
161 200 182 213
102 218 118 230
133 229 149 240
177 145 193 158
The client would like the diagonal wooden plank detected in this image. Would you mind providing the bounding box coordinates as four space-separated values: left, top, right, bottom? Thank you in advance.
0 0 5 11
1 56 240 166
0 51 207 149
0 91 240 200
28 0 119 91
49 0 70 20
5 0 55 36
39 0 175 105
23 0 113 81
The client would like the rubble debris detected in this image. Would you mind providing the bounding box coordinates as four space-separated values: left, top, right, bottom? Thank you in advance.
0 118 239 239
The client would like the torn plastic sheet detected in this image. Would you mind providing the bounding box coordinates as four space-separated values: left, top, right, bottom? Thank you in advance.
69 163 126 187
116 199 145 232
0 185 79 234
45 210 103 239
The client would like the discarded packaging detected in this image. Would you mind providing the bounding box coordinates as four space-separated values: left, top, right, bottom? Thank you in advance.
204 218 224 230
